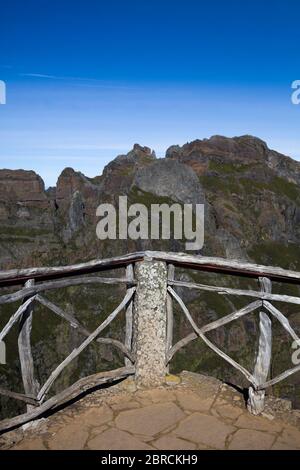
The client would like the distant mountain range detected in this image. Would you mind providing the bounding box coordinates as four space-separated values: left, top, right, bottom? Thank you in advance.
1 135 300 417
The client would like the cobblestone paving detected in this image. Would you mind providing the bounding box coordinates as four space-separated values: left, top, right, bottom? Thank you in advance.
1 372 300 450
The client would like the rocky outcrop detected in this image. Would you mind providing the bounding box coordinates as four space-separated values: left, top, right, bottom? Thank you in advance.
0 169 48 207
166 135 271 165
166 135 300 184
133 159 205 205
101 144 156 194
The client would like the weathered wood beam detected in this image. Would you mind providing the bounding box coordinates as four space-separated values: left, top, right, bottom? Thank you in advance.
0 366 135 432
18 280 40 412
2 250 300 287
168 280 300 306
125 265 134 367
37 287 135 402
168 286 258 386
36 294 134 362
166 265 175 362
0 252 145 287
263 301 300 342
201 300 262 332
258 363 300 390
0 276 135 305
248 277 272 415
96 338 134 362
148 251 300 284
166 300 262 363
0 387 38 406
36 294 82 328
166 332 197 364
0 296 36 341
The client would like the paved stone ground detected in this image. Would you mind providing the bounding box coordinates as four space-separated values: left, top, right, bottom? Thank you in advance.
1 372 300 450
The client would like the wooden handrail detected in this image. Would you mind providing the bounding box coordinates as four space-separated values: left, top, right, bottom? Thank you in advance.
1 250 300 287
1 251 300 430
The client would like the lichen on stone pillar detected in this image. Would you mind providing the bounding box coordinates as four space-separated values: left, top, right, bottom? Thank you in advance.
133 259 168 387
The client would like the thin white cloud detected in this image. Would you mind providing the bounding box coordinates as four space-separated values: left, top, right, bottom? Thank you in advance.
20 73 101 81
20 73 63 79
18 72 133 89
20 72 122 83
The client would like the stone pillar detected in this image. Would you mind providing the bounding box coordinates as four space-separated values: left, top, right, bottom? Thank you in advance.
133 259 168 387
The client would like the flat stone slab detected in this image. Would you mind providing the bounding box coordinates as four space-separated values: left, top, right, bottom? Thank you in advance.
215 404 243 421
14 438 46 450
48 423 89 450
278 426 300 449
174 412 235 449
88 428 153 450
175 390 214 412
234 413 282 433
79 405 113 427
228 429 275 450
115 402 185 436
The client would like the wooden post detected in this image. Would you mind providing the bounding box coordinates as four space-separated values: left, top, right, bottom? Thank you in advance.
133 259 168 386
18 279 39 411
125 264 134 366
166 264 175 372
247 277 272 415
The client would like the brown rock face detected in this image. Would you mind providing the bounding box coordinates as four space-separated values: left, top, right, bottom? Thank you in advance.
166 135 269 164
55 167 101 242
0 169 48 207
166 135 300 183
101 143 156 194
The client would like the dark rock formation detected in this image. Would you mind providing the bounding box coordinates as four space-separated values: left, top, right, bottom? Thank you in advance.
133 159 205 205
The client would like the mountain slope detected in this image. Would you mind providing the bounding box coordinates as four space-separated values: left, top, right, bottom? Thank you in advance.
1 136 300 417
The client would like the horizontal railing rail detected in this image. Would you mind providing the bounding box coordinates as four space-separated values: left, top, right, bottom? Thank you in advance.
0 263 136 432
0 251 300 431
2 250 300 286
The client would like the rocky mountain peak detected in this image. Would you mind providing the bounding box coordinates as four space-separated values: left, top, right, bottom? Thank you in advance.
166 134 270 163
106 143 156 168
165 135 300 182
0 169 47 206
101 144 156 194
132 143 156 159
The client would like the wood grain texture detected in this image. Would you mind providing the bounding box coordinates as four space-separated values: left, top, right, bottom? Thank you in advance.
0 276 135 305
0 366 135 432
168 279 300 305
247 277 272 414
167 300 262 363
0 387 38 406
2 250 300 287
125 264 134 367
166 264 175 355
37 287 135 402
36 294 134 361
18 279 40 411
168 286 257 386
263 301 300 342
0 296 36 341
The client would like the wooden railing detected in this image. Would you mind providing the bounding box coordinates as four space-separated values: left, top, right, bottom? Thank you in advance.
0 251 300 431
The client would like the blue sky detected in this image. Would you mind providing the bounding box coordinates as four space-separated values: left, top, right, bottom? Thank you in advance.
0 0 300 187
